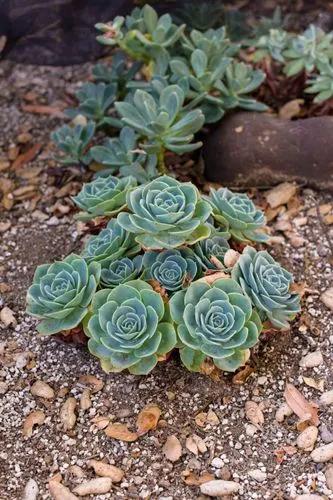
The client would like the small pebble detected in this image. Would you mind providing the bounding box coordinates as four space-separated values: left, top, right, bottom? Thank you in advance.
296 426 318 451
311 442 333 463
299 350 323 368
200 480 240 497
248 469 267 482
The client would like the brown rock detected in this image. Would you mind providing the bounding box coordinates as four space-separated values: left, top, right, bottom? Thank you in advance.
203 112 333 191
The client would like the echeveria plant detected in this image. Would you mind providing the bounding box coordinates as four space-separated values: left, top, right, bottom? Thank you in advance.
305 62 333 102
72 174 137 221
193 234 230 270
115 84 204 170
232 246 301 329
170 278 262 372
253 28 289 63
101 256 143 288
51 122 95 166
85 280 177 374
206 187 268 243
117 175 212 249
142 249 198 293
283 25 333 76
26 254 100 335
90 126 159 182
82 218 140 267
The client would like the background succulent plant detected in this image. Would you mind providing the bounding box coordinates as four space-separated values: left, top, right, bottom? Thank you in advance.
26 254 100 335
115 85 205 170
193 234 230 271
100 256 143 288
72 174 137 221
206 187 268 243
85 280 177 374
182 27 239 60
170 49 231 122
51 122 95 166
170 278 262 372
82 218 140 267
142 249 198 293
252 28 289 63
92 51 142 98
218 61 267 111
117 175 212 249
66 82 121 128
232 246 301 329
305 62 333 102
283 25 333 76
90 126 159 182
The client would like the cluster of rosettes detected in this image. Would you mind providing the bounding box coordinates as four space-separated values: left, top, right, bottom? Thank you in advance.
26 175 300 375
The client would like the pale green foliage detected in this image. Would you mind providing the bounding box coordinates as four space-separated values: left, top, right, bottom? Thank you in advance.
305 62 333 102
82 218 140 267
283 25 333 76
90 126 159 182
170 278 262 372
115 85 205 156
85 280 177 374
206 187 268 242
193 234 230 271
142 249 198 292
253 28 289 63
117 175 212 249
72 174 137 221
232 246 301 329
26 254 100 335
101 256 143 288
66 82 120 128
51 122 95 166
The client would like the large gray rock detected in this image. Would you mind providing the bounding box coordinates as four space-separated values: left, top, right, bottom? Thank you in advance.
203 112 333 191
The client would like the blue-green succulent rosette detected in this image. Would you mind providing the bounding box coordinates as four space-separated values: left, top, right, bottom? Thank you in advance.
101 256 143 288
142 249 198 293
206 187 268 243
232 246 301 329
193 234 230 271
170 278 262 372
85 280 177 374
117 175 212 249
72 174 137 221
26 254 100 335
82 218 141 268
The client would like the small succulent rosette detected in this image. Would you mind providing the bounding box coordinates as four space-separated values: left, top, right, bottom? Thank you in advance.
117 175 212 249
170 278 262 372
193 234 230 271
85 280 177 374
232 246 301 329
82 218 141 268
101 256 143 288
26 254 100 335
72 174 137 221
206 187 268 243
142 249 198 293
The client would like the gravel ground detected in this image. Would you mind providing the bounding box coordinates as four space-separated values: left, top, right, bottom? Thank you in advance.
0 61 333 500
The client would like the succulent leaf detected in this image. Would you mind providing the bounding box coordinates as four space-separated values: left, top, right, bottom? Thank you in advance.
170 278 262 372
101 255 143 288
142 249 198 293
51 122 95 166
26 254 101 335
206 187 268 243
117 175 212 249
193 234 230 270
72 174 137 221
231 246 301 329
82 218 141 267
85 280 177 374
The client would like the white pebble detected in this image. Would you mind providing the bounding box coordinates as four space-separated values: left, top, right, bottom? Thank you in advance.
22 479 39 500
200 480 240 496
211 457 224 468
248 469 267 482
311 442 333 463
299 351 323 368
297 426 318 451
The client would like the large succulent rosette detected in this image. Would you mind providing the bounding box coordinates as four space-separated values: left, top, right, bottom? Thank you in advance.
85 280 177 374
206 187 268 243
26 254 100 335
72 174 137 221
170 278 262 372
142 249 198 293
82 218 141 267
117 175 212 249
232 246 301 329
